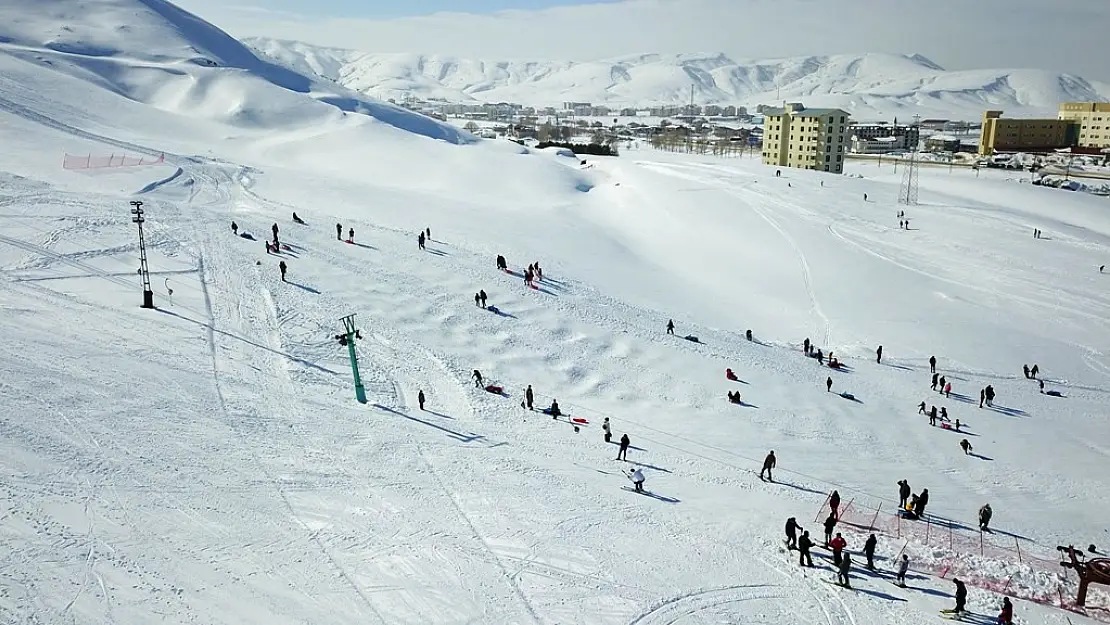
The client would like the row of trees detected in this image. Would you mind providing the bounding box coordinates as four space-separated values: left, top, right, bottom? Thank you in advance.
649 132 755 157
535 141 618 156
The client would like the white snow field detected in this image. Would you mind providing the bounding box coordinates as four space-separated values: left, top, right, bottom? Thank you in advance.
2 2 1110 625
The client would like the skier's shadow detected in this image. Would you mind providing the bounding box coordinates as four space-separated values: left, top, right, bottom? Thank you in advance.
347 241 377 250
850 586 906 602
988 404 1028 417
374 404 484 443
426 248 448 256
774 480 826 496
487 306 516 318
948 393 977 405
968 452 994 461
289 281 320 294
607 440 647 452
425 410 455 420
883 362 915 372
627 459 672 474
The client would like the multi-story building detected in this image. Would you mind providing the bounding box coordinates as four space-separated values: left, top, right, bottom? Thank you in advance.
851 135 912 154
761 103 850 173
1057 102 1110 148
978 110 1077 155
848 123 920 149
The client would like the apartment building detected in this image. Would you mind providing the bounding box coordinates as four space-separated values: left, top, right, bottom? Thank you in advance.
1057 102 1110 148
761 103 850 173
978 110 1076 156
848 123 920 149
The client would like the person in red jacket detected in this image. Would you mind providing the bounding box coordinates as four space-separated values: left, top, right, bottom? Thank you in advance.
998 597 1013 625
829 532 848 566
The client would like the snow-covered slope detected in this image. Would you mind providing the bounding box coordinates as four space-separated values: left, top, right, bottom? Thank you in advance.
247 39 1110 120
0 0 470 142
2 2 1110 625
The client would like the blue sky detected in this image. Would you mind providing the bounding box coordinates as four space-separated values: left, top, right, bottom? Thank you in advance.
236 0 621 19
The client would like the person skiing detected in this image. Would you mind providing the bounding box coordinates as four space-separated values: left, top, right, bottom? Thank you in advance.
979 504 992 531
548 399 561 419
785 517 802 550
829 490 841 519
418 231 426 250
951 578 967 615
525 385 534 411
930 355 937 373
876 344 883 363
627 467 645 492
823 514 838 547
918 401 927 415
931 372 939 390
797 530 814 567
837 552 853 588
231 221 238 234
829 532 847 566
998 597 1013 625
803 337 811 355
336 223 342 240
960 438 972 455
760 450 776 481
278 260 287 282
1030 364 1039 379
666 319 675 335
863 534 877 570
292 211 304 224
896 554 910 587
617 434 630 461
602 417 611 442
898 480 911 509
472 370 483 387
826 376 833 392
417 389 426 411
348 228 354 242
479 290 487 308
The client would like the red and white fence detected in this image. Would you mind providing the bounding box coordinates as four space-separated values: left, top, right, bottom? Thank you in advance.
63 152 165 170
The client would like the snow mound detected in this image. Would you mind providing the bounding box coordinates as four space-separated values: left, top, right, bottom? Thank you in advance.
0 0 471 142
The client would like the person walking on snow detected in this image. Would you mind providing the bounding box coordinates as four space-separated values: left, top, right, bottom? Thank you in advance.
979 388 986 408
803 337 811 355
525 385 534 411
1031 364 1039 378
830 532 847 566
785 517 802 550
998 597 1013 625
278 260 287 281
602 417 611 443
1023 364 1030 379
898 480 911 509
938 376 947 392
944 382 952 398
534 263 542 281
918 401 927 414
617 434 630 461
666 319 675 335
960 438 973 455
896 554 910 587
826 376 833 392
876 345 883 363
940 406 948 421
417 389 426 411
348 228 354 243
837 552 853 588
479 290 487 308
472 370 483 387
979 503 993 531
231 221 238 235
823 514 838 547
760 450 776 481
798 530 814 567
627 467 645 492
425 227 431 239
917 488 930 516
863 534 877 570
418 231 426 250
929 405 938 426
336 223 342 240
930 355 937 373
931 372 939 390
271 223 279 245
474 292 481 307
829 490 841 519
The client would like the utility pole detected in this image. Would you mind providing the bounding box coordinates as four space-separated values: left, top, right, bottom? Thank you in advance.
898 115 921 206
130 200 154 309
338 314 367 404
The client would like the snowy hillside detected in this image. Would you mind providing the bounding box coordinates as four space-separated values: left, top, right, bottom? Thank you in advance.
3 2 1110 625
247 39 1110 120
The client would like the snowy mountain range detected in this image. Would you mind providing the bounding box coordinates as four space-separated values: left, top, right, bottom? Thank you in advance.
246 39 1110 121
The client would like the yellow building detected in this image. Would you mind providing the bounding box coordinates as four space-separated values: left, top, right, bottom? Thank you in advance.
761 103 850 173
1057 102 1110 148
978 110 1076 156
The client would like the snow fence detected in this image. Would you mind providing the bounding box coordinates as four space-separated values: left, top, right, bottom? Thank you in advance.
63 152 165 170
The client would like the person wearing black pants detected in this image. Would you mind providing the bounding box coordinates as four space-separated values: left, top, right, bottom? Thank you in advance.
417 390 425 411
336 223 342 240
278 260 287 282
617 434 630 461
525 385 534 410
797 531 814 567
863 534 877 570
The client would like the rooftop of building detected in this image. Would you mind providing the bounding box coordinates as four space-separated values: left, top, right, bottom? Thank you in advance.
763 106 850 118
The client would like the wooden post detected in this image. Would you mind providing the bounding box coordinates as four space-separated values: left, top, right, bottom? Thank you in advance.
980 530 984 556
868 502 882 532
1014 537 1022 564
949 522 953 550
814 493 830 523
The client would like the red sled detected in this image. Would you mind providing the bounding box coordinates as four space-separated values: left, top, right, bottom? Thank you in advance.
571 417 588 425
346 239 353 244
484 385 503 394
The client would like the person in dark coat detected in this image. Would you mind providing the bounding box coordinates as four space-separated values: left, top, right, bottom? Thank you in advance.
918 401 927 414
496 255 507 271
617 434 630 461
549 400 561 419
898 480 911 509
797 530 814 567
938 375 947 393
952 578 967 614
602 417 611 443
829 490 841 519
979 504 993 531
474 292 481 307
760 451 776 481
998 597 1013 625
525 385 534 410
336 223 342 240
785 517 802 550
863 534 877 570
479 290 487 307
231 221 238 234
666 319 675 335
417 389 426 410
803 337 811 354
348 228 354 242
929 355 937 373
980 388 986 408
876 344 883 363
1031 364 1039 378
472 370 483 387
837 552 853 588
1023 364 1030 379
929 405 938 426
917 488 930 516
271 222 279 244
418 231 426 250
826 376 833 392
823 513 838 547
278 260 287 281
931 372 939 390
816 349 824 364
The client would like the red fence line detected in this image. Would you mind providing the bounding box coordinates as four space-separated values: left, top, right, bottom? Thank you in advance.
63 152 165 170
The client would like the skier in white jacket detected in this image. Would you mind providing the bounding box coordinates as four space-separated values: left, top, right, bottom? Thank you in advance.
896 554 910 587
628 468 645 492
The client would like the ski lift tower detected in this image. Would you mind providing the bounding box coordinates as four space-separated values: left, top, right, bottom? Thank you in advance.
339 314 367 404
898 114 921 206
130 200 154 309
